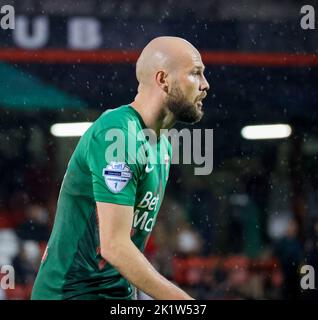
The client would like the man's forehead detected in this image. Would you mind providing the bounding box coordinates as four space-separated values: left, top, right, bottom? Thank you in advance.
189 52 205 69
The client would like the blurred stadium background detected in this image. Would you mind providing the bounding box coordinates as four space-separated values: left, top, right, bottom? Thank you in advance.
0 0 318 299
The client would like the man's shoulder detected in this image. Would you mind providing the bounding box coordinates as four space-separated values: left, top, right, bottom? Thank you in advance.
91 104 142 136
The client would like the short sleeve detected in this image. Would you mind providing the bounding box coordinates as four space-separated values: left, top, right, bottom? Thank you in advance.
87 128 142 206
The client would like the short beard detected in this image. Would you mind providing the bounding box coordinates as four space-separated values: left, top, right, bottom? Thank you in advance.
166 85 203 124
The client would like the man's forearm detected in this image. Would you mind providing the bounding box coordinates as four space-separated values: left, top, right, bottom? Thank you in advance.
101 240 193 300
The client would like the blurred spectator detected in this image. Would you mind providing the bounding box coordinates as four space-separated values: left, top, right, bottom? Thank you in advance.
175 222 203 257
7 191 30 227
188 178 218 255
16 204 50 242
0 203 13 229
274 219 303 299
12 241 40 285
0 229 19 266
228 193 262 258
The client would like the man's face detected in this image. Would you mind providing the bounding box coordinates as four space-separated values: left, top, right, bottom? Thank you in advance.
166 53 209 124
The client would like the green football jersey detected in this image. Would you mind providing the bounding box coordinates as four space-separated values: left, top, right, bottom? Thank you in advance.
31 105 172 300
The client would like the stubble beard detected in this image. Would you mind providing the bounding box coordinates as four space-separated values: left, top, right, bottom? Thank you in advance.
166 85 203 124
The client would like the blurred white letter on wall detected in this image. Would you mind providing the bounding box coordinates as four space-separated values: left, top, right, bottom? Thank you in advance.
13 16 49 48
68 17 102 49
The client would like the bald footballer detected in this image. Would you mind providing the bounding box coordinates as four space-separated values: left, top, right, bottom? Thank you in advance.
31 36 210 300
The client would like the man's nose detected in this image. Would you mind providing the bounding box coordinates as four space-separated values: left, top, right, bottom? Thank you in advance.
201 76 210 91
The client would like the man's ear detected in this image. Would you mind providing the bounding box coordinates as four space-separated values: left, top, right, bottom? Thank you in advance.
155 70 169 93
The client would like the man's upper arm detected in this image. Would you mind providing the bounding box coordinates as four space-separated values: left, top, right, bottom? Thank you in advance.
87 127 143 253
96 202 133 252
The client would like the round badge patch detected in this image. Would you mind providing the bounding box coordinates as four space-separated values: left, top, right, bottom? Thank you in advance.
103 162 133 193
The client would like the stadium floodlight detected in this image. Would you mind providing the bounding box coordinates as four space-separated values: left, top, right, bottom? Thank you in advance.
50 122 92 137
241 124 292 140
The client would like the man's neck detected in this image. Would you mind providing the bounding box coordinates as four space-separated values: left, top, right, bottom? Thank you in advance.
130 96 175 137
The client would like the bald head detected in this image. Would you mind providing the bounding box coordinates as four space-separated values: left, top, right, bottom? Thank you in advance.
136 36 201 87
133 36 209 125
